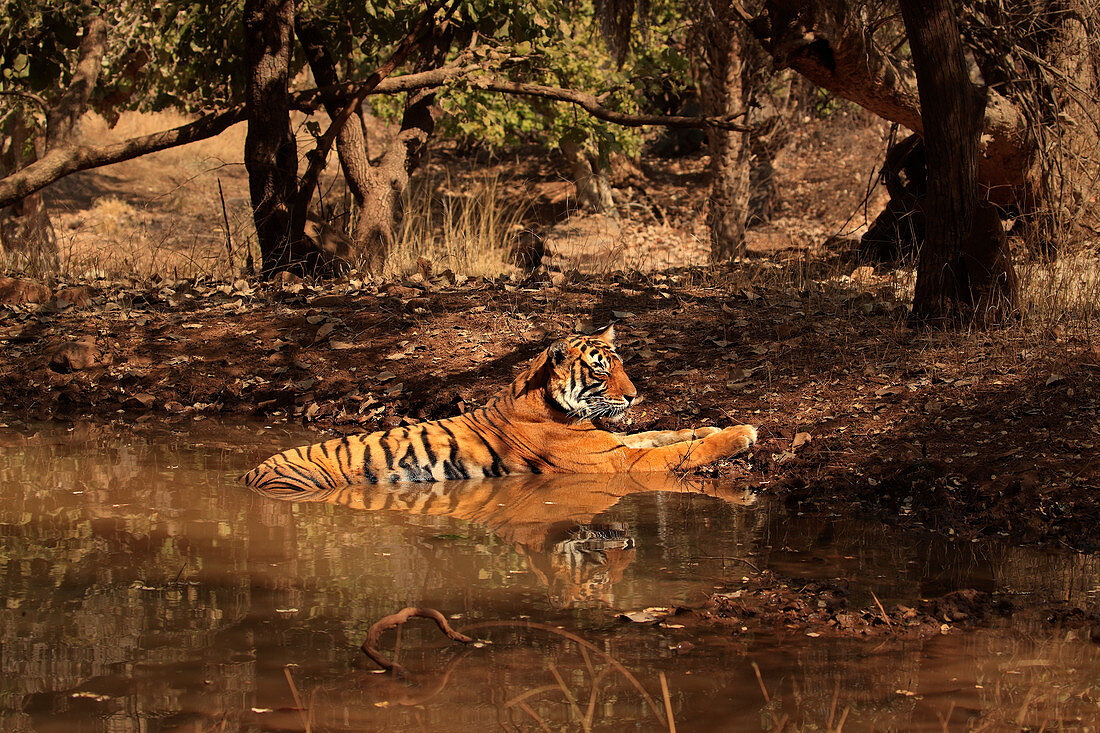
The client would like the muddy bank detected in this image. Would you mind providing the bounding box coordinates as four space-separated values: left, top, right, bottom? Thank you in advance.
0 267 1097 553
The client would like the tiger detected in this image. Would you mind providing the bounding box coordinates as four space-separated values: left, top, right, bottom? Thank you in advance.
247 471 756 608
241 325 757 492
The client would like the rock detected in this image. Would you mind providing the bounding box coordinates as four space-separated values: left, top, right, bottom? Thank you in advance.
49 337 111 372
125 392 156 409
54 286 94 310
508 230 545 271
310 294 345 308
273 271 303 287
0 277 50 306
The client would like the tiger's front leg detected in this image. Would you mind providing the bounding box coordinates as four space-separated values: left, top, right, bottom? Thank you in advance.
615 427 722 448
614 425 757 472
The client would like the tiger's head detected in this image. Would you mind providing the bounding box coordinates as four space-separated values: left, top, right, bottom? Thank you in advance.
541 325 638 422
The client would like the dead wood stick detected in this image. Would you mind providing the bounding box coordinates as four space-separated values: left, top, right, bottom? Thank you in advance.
360 606 473 676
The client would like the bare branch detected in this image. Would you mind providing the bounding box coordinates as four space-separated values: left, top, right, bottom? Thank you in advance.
360 607 473 678
0 107 244 208
465 77 753 131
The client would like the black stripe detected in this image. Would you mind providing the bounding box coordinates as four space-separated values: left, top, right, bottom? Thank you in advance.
380 431 395 470
523 458 544 474
398 442 433 482
545 393 569 415
361 439 379 483
311 444 344 488
332 441 354 485
277 460 322 489
420 426 437 466
469 425 507 477
437 423 470 479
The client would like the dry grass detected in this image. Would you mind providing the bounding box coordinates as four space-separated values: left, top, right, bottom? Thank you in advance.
384 174 528 279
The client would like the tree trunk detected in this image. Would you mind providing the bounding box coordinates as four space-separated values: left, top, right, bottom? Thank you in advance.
561 140 615 214
296 19 373 263
243 0 300 276
699 2 751 260
901 0 1017 325
0 114 57 275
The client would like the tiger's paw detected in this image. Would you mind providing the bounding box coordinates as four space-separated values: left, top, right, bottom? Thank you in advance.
691 426 723 438
713 424 757 456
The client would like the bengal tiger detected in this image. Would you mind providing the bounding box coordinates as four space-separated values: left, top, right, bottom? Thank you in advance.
242 326 757 491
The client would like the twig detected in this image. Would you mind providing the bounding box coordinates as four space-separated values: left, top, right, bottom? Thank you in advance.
870 591 893 628
659 672 677 733
834 707 849 732
460 619 666 724
504 684 562 709
360 606 474 677
218 178 234 272
464 77 753 131
751 661 771 705
549 663 589 733
516 701 552 733
283 666 310 732
0 89 49 113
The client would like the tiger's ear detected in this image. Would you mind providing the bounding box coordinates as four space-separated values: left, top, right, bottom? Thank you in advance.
548 339 569 365
595 323 616 346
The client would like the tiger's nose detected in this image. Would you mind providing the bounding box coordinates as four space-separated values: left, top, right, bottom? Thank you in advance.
624 393 638 405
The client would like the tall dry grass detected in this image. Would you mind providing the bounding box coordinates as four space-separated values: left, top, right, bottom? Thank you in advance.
384 174 527 279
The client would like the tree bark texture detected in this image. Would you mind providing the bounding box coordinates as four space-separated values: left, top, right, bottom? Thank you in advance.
45 15 107 152
1 114 57 274
698 2 751 260
243 0 300 276
297 19 373 262
900 0 1017 324
561 140 615 214
750 1 1030 205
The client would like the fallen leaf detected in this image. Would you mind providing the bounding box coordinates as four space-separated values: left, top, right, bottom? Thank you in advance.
619 611 660 623
792 432 812 449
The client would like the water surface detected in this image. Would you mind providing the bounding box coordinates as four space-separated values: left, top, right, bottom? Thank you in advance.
0 421 1097 731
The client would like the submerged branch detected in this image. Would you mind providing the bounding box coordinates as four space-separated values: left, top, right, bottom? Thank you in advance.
360 606 474 677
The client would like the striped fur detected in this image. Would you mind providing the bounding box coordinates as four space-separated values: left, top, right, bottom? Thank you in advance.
242 326 757 492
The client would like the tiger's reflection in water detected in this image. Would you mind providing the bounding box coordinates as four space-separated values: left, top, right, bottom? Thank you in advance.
248 471 754 609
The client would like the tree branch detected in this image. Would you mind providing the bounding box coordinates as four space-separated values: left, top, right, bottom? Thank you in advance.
0 107 243 208
291 0 460 237
464 77 754 131
46 14 108 151
0 89 50 114
0 63 754 208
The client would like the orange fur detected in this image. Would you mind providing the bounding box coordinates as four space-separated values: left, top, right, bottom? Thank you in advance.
242 327 757 491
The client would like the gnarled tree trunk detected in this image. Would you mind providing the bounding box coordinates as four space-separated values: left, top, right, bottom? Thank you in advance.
900 0 1016 324
698 1 751 261
561 140 615 214
243 0 300 276
1 114 57 276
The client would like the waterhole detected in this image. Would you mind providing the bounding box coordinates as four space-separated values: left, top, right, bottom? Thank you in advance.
0 422 1097 731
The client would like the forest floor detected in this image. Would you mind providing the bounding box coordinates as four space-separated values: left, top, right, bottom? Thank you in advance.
0 108 1098 638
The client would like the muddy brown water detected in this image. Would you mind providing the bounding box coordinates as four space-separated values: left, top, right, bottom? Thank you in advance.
0 422 1097 732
